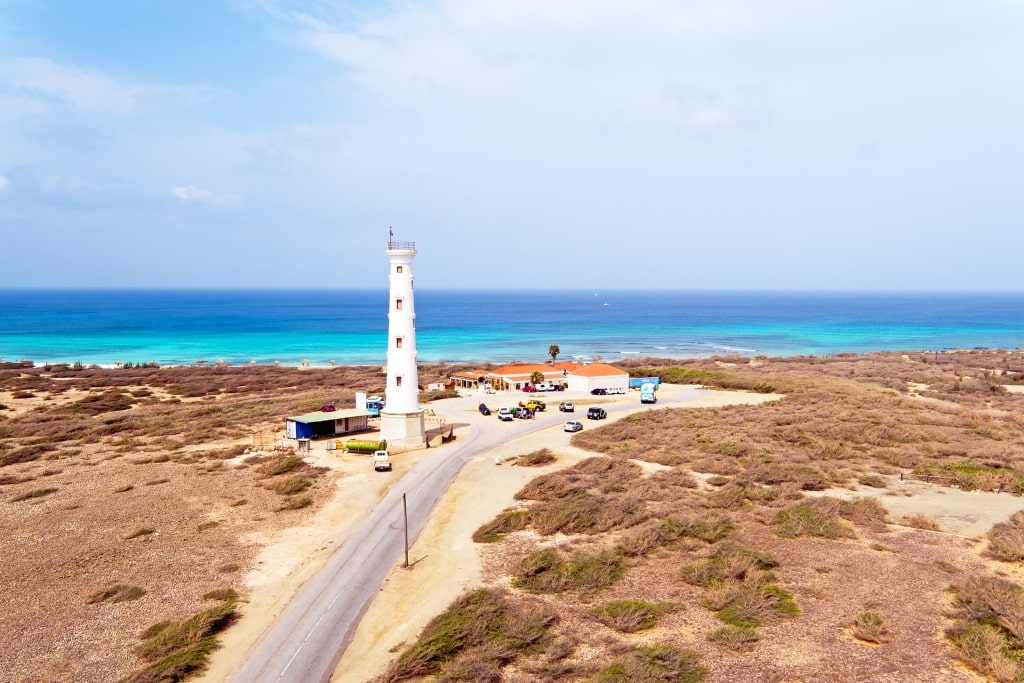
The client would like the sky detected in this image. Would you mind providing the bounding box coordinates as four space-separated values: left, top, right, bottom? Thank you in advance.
1 1 1022 291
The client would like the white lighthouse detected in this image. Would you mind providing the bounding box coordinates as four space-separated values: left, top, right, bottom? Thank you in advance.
380 231 426 449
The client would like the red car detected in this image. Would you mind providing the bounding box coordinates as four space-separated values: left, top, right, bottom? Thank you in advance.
523 385 537 392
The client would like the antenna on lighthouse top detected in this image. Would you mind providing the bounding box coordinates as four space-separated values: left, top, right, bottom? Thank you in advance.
388 225 394 249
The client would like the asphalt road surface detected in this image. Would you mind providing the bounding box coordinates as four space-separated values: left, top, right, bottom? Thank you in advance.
229 387 701 683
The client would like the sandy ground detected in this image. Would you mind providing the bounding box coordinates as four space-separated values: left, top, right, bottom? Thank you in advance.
200 384 1024 683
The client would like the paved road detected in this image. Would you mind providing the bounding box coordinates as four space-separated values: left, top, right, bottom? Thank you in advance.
228 388 701 683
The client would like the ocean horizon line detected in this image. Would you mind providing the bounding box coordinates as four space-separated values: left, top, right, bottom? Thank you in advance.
3 286 1024 295
2 289 1023 368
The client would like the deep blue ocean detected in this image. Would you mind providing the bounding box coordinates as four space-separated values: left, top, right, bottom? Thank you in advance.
1 290 1023 367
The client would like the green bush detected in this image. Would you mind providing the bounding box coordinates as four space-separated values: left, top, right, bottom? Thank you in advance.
988 511 1024 562
386 588 555 681
514 550 624 594
472 508 531 543
122 597 237 683
851 611 892 644
263 476 311 496
257 455 304 477
587 600 672 633
518 448 557 466
592 644 706 683
707 624 760 652
773 499 856 539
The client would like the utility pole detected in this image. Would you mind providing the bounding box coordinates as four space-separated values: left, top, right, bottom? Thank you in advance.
402 493 409 569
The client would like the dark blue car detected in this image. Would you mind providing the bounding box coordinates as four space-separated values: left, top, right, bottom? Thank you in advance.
478 403 491 415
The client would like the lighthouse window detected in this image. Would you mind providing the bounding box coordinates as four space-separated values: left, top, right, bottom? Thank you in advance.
396 265 403 274
395 298 403 310
396 337 403 349
396 376 403 387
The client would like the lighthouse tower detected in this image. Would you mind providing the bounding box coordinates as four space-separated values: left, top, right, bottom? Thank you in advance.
380 231 426 450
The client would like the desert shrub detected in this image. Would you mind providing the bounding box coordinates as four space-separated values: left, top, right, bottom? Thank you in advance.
899 514 940 531
123 597 237 683
530 493 648 536
72 390 137 415
948 622 1021 682
946 575 1024 682
858 474 888 488
473 508 531 543
515 472 588 501
197 521 220 532
680 543 778 589
257 455 304 477
715 584 799 628
385 588 555 681
705 484 750 510
1 443 57 467
851 611 892 644
124 527 156 540
587 600 673 633
86 584 147 604
617 524 666 557
615 512 733 558
773 499 857 539
745 464 828 490
514 550 624 595
276 495 312 511
263 476 312 496
518 448 556 466
592 644 706 683
839 497 890 532
988 511 1024 562
9 486 58 502
707 624 760 652
202 588 238 601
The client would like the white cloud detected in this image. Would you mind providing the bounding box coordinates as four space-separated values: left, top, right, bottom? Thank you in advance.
0 57 215 117
0 176 8 190
171 185 242 206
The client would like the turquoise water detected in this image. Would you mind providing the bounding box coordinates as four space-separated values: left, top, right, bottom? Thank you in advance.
1 289 1023 366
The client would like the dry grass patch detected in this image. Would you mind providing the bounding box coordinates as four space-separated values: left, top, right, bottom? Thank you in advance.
86 584 147 604
124 527 156 540
901 513 942 531
592 643 706 683
850 611 892 644
987 510 1024 562
473 508 531 543
517 448 556 467
380 588 556 682
773 496 889 539
122 596 238 683
946 575 1024 682
513 549 625 595
586 600 676 633
9 486 58 502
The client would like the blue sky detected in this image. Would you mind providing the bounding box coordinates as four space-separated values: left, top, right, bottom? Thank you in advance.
1 1 1022 290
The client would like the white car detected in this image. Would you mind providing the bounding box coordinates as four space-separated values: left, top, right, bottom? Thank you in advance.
564 420 583 432
497 407 514 421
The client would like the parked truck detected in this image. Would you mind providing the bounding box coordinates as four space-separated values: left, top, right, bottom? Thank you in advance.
365 397 385 417
372 450 392 471
640 382 658 404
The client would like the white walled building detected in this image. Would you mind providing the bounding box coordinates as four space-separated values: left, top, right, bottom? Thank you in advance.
380 235 426 449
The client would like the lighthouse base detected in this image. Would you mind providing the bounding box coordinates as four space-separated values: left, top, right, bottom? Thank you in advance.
380 410 427 451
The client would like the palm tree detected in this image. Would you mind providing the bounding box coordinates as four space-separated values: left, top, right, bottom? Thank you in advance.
549 344 560 363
